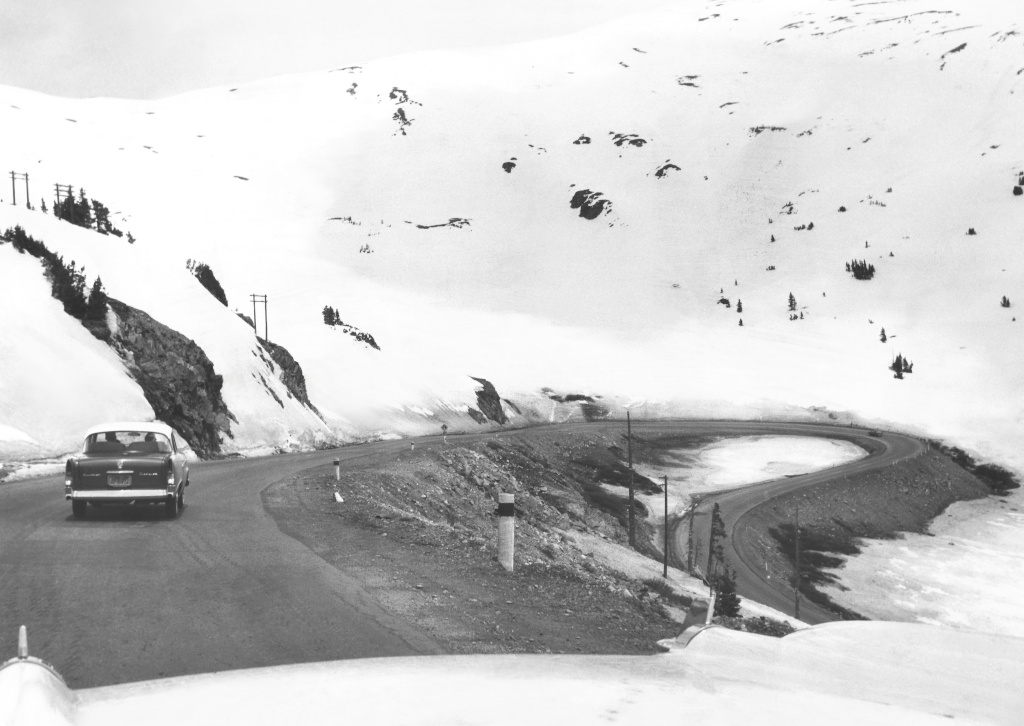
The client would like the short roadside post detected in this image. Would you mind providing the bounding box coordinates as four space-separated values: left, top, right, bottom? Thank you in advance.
334 458 340 482
497 493 515 572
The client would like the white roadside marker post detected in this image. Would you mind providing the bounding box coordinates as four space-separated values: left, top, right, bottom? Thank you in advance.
498 493 515 572
334 458 340 482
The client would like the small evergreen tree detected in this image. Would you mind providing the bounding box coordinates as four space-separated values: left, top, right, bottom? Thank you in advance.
75 188 94 228
736 299 743 313
712 567 741 617
849 259 876 280
788 292 796 311
891 354 908 379
1001 296 1011 308
708 503 726 577
738 318 743 326
84 277 108 322
880 327 886 343
41 198 47 214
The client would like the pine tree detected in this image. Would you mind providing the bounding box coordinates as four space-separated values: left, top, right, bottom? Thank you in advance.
892 354 905 379
788 292 796 311
708 503 727 578
1001 296 1011 308
84 277 108 322
41 198 47 214
738 319 743 326
880 328 887 343
126 232 135 244
323 305 335 325
712 567 741 617
736 299 743 313
75 188 94 228
90 198 112 234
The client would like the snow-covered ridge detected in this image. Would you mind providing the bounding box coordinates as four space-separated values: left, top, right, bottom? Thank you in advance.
0 0 1022 477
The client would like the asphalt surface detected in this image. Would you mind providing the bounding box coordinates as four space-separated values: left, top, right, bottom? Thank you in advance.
0 420 922 687
0 441 445 688
678 423 925 624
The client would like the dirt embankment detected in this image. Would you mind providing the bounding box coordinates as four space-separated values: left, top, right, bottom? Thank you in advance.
265 429 686 655
737 445 1003 618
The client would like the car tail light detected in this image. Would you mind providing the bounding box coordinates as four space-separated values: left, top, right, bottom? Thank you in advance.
166 464 175 492
64 461 75 495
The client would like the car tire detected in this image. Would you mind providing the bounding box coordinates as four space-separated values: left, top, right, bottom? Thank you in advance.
71 500 87 519
165 488 181 519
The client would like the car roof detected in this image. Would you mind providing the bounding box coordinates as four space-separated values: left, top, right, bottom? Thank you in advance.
83 421 175 438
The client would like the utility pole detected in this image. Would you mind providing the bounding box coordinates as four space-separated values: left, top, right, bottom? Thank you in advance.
794 502 802 620
627 410 635 548
663 474 669 578
10 172 29 207
250 294 268 342
686 498 695 574
706 509 716 594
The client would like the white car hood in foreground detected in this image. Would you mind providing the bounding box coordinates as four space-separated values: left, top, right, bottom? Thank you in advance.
2 621 1022 726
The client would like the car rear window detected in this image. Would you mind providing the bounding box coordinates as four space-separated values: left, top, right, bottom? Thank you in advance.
85 431 171 454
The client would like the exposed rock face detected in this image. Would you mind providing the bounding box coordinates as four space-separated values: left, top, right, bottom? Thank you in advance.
258 338 322 419
470 376 507 424
569 189 612 220
107 299 234 458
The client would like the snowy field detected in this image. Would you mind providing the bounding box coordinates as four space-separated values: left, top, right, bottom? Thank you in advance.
822 491 1024 638
633 435 867 519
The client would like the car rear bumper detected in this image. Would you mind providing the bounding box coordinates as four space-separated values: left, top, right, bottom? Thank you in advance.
67 490 171 501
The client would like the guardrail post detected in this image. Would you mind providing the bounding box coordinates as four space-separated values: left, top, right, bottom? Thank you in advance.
498 493 515 572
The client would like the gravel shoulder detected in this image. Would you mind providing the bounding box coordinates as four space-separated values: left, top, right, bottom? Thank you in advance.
263 431 686 656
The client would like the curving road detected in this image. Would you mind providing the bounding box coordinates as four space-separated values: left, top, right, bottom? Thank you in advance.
0 420 921 687
0 439 446 688
678 424 925 624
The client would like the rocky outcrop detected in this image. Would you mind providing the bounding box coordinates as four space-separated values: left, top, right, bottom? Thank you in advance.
570 189 612 220
107 299 234 458
258 338 322 419
470 376 507 424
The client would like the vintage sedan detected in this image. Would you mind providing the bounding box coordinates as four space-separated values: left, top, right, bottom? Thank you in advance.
65 422 190 518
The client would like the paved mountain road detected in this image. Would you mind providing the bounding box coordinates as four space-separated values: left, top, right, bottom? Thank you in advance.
0 441 447 688
680 424 925 624
0 421 920 687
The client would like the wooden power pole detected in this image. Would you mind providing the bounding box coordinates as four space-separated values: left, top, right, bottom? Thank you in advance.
250 294 268 342
794 502 802 620
627 410 635 548
686 498 695 574
663 474 669 578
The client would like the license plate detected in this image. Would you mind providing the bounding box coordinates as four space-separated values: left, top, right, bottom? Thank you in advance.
107 473 132 488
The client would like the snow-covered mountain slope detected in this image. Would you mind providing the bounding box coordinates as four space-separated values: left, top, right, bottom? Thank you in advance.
1 0 1022 469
